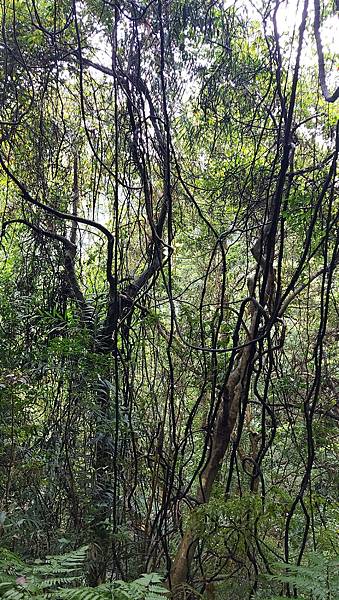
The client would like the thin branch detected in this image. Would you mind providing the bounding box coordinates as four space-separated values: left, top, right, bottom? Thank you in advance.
0 152 115 288
313 0 339 103
2 218 87 307
278 258 338 317
2 218 76 251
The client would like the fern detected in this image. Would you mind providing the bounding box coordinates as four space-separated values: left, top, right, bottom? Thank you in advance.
59 573 167 600
260 552 339 600
0 548 167 600
0 546 87 599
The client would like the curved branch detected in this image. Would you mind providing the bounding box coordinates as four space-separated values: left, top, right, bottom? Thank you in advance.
278 256 338 317
2 218 87 307
0 153 115 289
314 0 339 103
2 218 76 251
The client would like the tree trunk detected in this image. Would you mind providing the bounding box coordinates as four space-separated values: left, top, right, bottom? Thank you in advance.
169 332 255 594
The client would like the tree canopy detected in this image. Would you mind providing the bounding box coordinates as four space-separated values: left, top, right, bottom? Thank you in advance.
0 1 338 599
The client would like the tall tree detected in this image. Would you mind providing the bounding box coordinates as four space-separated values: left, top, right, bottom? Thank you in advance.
0 0 338 597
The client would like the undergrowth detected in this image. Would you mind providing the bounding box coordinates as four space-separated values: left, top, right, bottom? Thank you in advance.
0 546 167 599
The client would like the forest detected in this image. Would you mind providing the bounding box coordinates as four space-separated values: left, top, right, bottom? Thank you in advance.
0 0 338 598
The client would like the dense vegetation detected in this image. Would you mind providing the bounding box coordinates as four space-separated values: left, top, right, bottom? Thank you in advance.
0 0 338 598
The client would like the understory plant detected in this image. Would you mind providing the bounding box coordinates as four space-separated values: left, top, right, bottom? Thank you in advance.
0 546 167 599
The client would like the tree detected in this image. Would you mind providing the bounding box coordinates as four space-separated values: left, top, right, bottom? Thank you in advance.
0 0 338 598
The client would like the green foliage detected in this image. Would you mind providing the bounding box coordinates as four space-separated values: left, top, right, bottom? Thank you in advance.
259 553 339 600
60 573 167 600
0 546 86 598
0 0 338 597
0 547 167 600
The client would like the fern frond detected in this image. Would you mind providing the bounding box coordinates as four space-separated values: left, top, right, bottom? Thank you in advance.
0 547 167 600
264 552 339 600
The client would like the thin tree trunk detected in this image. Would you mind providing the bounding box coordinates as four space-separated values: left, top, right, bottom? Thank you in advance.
169 328 255 593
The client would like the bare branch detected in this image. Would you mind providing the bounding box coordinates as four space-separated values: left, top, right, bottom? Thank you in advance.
314 0 339 103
